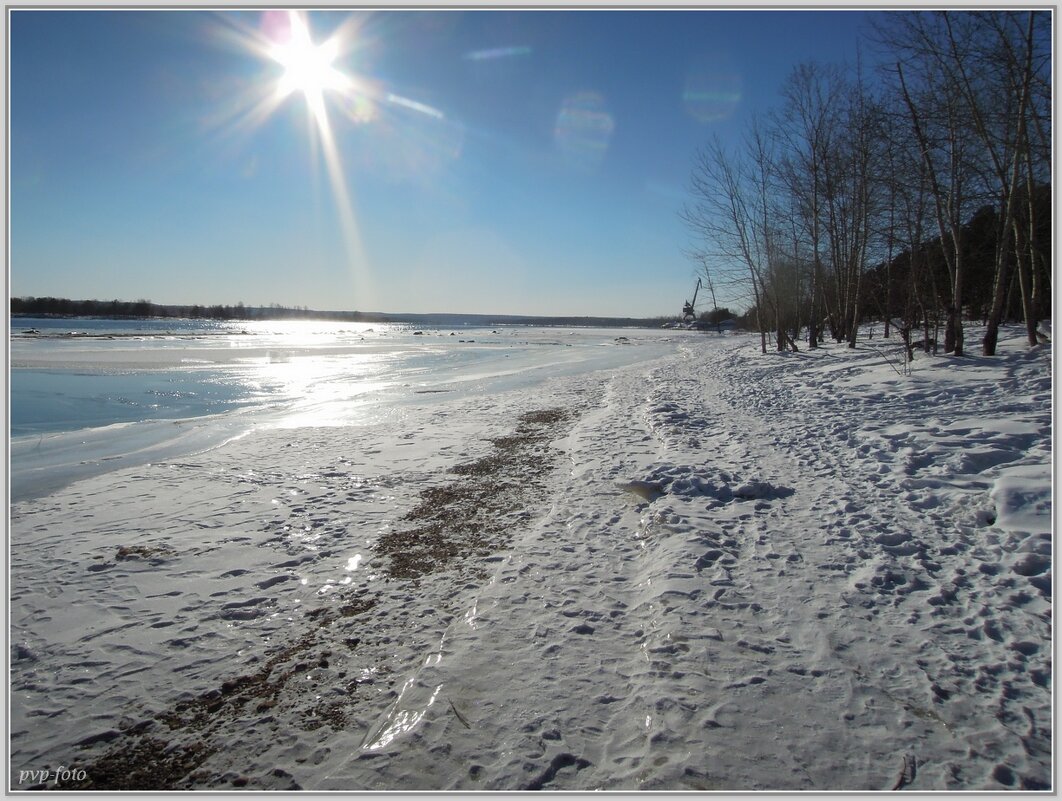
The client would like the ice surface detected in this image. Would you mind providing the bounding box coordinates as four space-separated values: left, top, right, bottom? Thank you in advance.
10 325 677 500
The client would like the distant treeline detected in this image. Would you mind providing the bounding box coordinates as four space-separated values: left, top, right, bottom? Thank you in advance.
10 297 679 329
11 298 329 321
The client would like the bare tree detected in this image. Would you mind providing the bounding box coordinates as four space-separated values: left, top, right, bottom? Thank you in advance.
877 10 1050 356
684 10 1049 361
840 56 883 349
747 120 800 352
775 62 845 349
879 86 938 356
933 11 1042 353
894 51 971 356
683 137 771 353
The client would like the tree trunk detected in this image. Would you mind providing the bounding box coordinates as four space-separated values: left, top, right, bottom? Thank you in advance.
808 264 820 349
1014 220 1037 346
847 264 863 349
897 61 964 357
1022 132 1041 343
982 240 1011 356
949 282 964 356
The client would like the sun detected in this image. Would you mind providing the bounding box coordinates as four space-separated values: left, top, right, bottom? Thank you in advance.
269 11 348 110
207 9 412 309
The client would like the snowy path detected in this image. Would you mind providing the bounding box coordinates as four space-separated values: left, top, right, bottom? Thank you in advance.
9 329 1051 792
325 331 1051 791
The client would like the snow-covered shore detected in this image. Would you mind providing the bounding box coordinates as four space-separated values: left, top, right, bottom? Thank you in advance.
9 325 1052 792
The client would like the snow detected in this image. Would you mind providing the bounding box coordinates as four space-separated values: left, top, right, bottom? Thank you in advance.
8 324 1052 793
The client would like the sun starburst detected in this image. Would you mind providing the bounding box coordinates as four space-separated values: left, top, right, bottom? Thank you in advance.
220 9 373 305
204 10 465 310
269 12 349 117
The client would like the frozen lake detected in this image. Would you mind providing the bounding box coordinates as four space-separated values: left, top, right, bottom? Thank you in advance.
10 318 686 500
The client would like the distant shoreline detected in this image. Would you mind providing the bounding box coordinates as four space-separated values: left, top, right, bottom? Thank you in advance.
11 309 676 329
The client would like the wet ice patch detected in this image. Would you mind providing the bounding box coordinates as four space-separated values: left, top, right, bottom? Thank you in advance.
617 480 666 502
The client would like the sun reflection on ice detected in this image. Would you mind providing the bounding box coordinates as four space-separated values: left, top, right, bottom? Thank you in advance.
362 678 444 751
246 350 389 428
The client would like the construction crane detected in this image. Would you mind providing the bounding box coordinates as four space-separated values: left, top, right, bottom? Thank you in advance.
682 278 701 322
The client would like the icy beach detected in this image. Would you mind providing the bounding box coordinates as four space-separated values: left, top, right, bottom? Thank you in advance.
8 324 1052 792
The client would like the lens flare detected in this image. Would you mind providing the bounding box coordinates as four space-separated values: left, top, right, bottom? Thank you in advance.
683 53 743 123
553 91 614 172
463 45 531 61
386 93 445 120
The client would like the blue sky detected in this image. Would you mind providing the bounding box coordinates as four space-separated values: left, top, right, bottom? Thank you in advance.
11 9 878 317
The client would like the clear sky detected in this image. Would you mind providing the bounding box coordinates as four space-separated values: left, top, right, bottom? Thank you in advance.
10 8 879 318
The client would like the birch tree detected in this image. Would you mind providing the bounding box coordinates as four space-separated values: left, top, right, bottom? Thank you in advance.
877 10 1050 356
775 62 845 349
